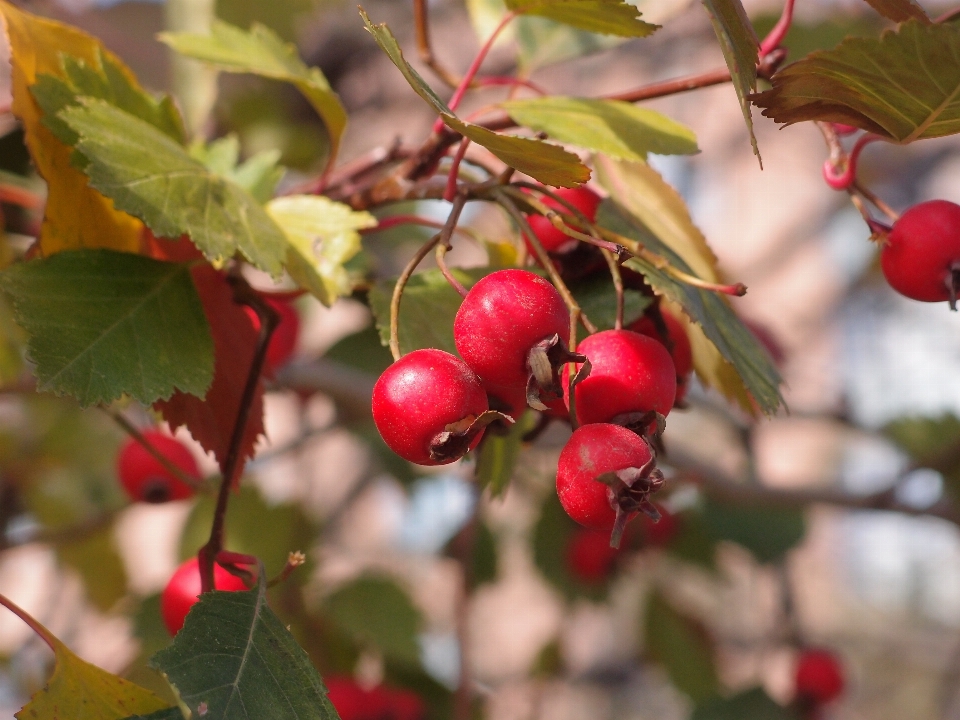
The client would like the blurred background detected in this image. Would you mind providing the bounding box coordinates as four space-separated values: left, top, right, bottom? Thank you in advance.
2 0 960 718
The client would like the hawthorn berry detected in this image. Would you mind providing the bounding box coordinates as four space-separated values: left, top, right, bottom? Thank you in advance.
525 186 602 254
880 199 960 308
160 557 248 636
565 527 621 584
116 431 200 503
325 677 425 720
556 423 664 545
795 648 845 706
630 311 693 405
244 297 301 369
373 348 489 465
564 329 676 429
454 270 580 406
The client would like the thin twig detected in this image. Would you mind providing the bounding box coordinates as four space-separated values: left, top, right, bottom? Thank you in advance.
103 409 205 491
0 592 57 651
445 137 472 201
601 249 625 329
413 0 461 89
436 241 469 298
852 181 900 224
758 0 796 57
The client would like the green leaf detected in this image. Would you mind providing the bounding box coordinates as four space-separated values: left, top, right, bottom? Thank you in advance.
477 410 539 497
570 272 653 331
56 99 289 275
266 195 377 305
702 498 805 563
515 15 624 69
752 19 960 141
504 0 659 37
643 590 719 702
151 581 338 720
0 250 213 406
501 96 698 161
324 576 423 666
360 10 589 188
665 509 719 570
701 0 760 161
862 0 929 23
190 134 284 204
122 709 185 720
692 687 800 720
160 21 347 167
324 325 393 377
595 159 782 414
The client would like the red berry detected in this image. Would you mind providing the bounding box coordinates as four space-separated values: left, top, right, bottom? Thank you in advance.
116 431 199 503
565 528 620 583
244 297 301 370
556 423 659 532
795 648 845 705
454 269 569 390
630 312 693 405
325 677 426 720
880 200 960 305
372 349 489 466
160 557 247 636
525 186 602 254
564 329 676 426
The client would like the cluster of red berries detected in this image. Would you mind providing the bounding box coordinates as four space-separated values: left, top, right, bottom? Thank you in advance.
374 186 694 544
794 648 844 716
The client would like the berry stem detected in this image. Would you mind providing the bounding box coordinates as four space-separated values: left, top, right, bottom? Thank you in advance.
436 241 469 298
758 0 795 57
444 137 472 202
0 591 58 652
852 180 900 223
601 249 625 330
198 273 280 594
507 183 623 255
494 189 598 334
389 194 469 360
821 133 882 191
566 310 581 430
103 409 204 491
267 550 307 588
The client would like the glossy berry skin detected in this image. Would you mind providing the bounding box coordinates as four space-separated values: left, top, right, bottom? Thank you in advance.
557 423 654 530
117 431 199 503
630 312 693 404
161 557 248 636
564 329 676 425
565 528 620 584
881 200 960 302
454 270 568 390
373 349 488 466
325 677 426 720
795 648 845 705
244 298 301 369
526 186 602 254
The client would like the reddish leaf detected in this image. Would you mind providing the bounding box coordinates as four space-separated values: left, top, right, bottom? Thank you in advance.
153 262 264 485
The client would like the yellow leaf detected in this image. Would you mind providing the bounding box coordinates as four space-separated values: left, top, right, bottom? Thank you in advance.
0 1 142 256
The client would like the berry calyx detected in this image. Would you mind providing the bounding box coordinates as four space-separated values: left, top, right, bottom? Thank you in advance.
373 348 492 465
244 297 301 370
325 677 426 720
556 423 664 546
795 648 845 706
454 270 581 406
116 431 200 503
564 329 676 429
525 186 602 254
160 557 248 636
630 310 693 405
565 528 621 584
880 200 960 308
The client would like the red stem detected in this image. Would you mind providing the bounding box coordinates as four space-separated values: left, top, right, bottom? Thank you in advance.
445 137 472 201
0 592 57 651
363 214 447 233
474 76 547 95
0 183 43 210
822 134 883 191
759 0 795 57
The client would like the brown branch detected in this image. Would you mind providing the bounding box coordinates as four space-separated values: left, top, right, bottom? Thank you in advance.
413 0 462 89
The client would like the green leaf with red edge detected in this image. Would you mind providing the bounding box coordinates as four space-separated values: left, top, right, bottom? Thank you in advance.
153 264 265 485
360 9 589 188
691 688 801 720
862 0 929 23
752 19 960 141
643 590 719 702
503 0 658 37
160 20 347 170
0 249 213 406
701 0 760 162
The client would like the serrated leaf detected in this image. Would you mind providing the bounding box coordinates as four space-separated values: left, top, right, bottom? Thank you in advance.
324 576 423 666
151 581 338 720
361 10 589 187
0 249 213 407
752 19 960 141
643 591 719 702
862 0 929 23
502 97 699 161
56 99 289 275
14 615 170 720
595 158 782 414
692 687 800 720
191 135 284 204
702 0 760 161
702 498 805 563
160 21 347 169
477 410 538 496
0 1 144 255
504 0 658 37
266 195 377 306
